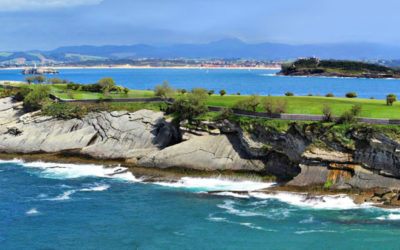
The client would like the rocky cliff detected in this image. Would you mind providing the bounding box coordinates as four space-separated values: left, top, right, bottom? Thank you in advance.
1 97 400 193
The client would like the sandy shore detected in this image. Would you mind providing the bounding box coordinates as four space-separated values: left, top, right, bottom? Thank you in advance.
0 65 281 70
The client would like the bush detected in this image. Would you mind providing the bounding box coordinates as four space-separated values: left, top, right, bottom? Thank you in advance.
81 83 102 92
154 81 175 98
67 82 81 90
274 99 288 113
42 102 112 119
322 104 333 122
307 93 313 96
237 92 241 95
208 90 214 96
48 77 63 84
23 85 51 111
370 96 375 99
98 77 116 93
285 92 294 96
386 94 397 106
123 88 130 94
219 89 226 96
345 92 357 98
171 88 209 124
233 95 260 112
216 108 233 121
262 97 275 114
337 104 362 124
325 93 334 97
14 86 32 101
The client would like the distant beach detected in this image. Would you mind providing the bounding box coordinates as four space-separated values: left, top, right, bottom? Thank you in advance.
0 64 281 70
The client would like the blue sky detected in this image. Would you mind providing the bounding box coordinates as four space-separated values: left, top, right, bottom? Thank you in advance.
0 0 399 50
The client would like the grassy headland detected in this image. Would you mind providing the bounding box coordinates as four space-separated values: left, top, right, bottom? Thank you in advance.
279 58 400 78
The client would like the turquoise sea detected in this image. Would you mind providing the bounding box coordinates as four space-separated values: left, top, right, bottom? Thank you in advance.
1 68 400 99
1 160 400 249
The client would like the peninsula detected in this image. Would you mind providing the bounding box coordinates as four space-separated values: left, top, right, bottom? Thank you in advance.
278 57 400 79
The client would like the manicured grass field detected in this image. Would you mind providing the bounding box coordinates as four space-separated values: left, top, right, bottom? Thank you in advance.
4 82 400 119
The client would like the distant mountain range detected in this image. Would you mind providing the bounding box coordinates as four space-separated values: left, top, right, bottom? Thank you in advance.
3 39 400 65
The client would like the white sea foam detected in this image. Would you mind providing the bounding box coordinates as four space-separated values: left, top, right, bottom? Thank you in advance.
376 213 400 220
154 177 275 192
249 192 370 210
26 208 39 215
0 158 24 164
46 190 76 201
300 216 314 224
295 230 335 234
217 200 266 217
18 161 139 182
80 184 110 192
211 192 250 199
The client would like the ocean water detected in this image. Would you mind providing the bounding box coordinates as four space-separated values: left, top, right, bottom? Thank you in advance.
2 160 400 249
1 68 400 99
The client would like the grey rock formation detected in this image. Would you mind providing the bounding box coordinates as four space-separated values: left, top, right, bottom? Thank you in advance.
138 134 265 171
0 103 176 159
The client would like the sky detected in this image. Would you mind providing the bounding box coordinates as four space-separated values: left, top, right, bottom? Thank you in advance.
0 0 399 50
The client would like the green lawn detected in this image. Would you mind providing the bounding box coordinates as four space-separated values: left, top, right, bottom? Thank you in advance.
4 82 400 119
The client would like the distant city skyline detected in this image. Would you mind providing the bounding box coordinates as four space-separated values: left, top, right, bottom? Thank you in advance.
0 0 399 50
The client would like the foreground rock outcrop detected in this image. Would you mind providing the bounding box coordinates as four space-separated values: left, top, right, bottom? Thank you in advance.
2 97 400 194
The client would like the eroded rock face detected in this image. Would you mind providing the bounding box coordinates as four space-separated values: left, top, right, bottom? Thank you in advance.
0 107 176 159
138 134 265 171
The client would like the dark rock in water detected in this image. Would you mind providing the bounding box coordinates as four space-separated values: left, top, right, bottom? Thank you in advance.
21 67 58 75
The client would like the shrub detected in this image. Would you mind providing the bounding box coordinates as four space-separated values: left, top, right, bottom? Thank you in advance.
23 85 51 111
208 90 214 96
219 89 226 96
325 93 334 97
123 88 130 94
67 82 81 90
386 94 397 106
237 92 241 95
48 77 63 84
307 93 313 96
345 92 357 98
14 86 32 101
216 108 233 121
322 104 333 122
233 95 260 112
337 104 362 124
262 97 275 114
154 81 175 98
285 92 294 96
274 99 288 113
370 96 375 99
25 76 35 84
171 88 209 124
81 83 102 92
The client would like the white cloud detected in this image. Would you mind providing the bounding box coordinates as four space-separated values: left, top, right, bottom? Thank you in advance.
0 0 103 11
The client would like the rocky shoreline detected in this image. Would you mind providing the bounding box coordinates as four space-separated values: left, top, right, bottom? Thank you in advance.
2 97 400 206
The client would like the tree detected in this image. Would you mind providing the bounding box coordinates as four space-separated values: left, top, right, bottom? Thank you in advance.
35 76 47 84
48 77 63 84
345 92 357 98
262 97 288 114
262 97 275 114
274 99 288 113
98 77 116 93
123 88 130 95
234 95 260 112
285 92 294 96
208 90 214 96
25 76 35 84
216 108 233 121
23 85 51 111
171 88 209 125
154 81 175 98
387 94 397 106
219 89 226 96
325 93 334 97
